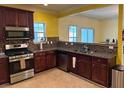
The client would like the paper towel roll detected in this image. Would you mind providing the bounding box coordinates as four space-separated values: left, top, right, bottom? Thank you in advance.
72 57 76 68
20 58 26 69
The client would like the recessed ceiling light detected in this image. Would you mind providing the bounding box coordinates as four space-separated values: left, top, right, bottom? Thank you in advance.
44 4 48 6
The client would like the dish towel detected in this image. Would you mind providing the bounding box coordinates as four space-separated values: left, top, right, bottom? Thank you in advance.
72 57 76 68
20 58 26 69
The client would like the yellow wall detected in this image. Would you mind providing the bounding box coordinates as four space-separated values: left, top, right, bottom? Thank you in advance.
34 11 58 37
117 5 123 64
0 4 59 37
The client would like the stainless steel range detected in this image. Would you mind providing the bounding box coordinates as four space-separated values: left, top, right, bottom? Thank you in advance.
5 43 34 84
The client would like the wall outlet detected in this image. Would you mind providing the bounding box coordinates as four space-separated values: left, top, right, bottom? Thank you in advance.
65 42 68 45
47 41 49 44
71 43 73 45
109 46 114 49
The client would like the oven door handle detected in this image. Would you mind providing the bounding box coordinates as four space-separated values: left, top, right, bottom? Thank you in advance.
9 57 33 63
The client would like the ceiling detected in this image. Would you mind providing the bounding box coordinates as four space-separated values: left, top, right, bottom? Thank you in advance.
74 5 118 20
32 4 85 13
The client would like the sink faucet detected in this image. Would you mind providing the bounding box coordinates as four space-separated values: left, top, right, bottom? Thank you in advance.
83 45 89 53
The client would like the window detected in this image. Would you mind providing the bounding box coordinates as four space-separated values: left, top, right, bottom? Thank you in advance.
68 25 77 42
81 28 94 43
34 23 45 43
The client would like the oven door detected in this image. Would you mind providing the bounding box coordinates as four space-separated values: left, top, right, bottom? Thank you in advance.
9 58 34 75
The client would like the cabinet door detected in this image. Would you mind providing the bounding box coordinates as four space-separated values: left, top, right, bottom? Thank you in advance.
77 55 91 79
0 8 4 30
28 12 34 39
46 51 56 69
34 53 46 73
92 62 107 86
0 58 9 84
0 31 5 42
18 10 28 27
4 8 17 26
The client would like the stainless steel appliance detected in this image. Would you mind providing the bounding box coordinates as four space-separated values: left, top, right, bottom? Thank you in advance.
112 65 124 88
5 26 30 40
5 43 34 84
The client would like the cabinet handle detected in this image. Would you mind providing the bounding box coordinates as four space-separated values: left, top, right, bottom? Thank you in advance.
93 64 95 67
98 59 101 62
72 57 76 68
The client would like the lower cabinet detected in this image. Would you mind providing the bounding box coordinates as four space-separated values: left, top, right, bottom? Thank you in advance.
0 58 9 84
34 52 46 73
92 62 107 86
34 51 56 73
34 50 116 87
46 51 56 69
92 57 109 87
77 55 92 79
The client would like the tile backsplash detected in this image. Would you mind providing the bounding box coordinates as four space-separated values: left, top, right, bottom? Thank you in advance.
0 37 117 55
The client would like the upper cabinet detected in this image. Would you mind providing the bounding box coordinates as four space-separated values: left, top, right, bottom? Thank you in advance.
4 8 17 26
18 10 29 27
0 7 4 30
28 12 34 39
0 6 34 40
4 8 31 27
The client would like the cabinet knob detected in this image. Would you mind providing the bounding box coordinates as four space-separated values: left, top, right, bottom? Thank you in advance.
98 59 101 62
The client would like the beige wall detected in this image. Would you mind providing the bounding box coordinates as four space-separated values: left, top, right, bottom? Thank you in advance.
100 18 118 42
58 15 118 43
58 15 101 43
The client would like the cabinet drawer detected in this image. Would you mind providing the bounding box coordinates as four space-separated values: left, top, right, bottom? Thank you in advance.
0 58 8 64
78 55 91 62
34 52 46 56
46 51 55 54
92 57 107 64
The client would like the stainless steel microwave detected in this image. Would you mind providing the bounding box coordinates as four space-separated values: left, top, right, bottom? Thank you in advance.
5 26 30 40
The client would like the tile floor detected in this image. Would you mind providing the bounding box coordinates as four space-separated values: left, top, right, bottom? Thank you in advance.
0 68 103 88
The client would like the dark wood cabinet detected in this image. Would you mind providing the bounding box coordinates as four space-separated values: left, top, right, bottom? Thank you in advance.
0 31 5 42
18 10 28 27
92 61 107 86
28 12 34 39
34 52 46 73
4 8 29 27
0 6 34 40
0 8 4 30
77 55 92 79
34 51 56 73
4 8 17 26
92 57 116 87
0 57 9 84
46 51 56 69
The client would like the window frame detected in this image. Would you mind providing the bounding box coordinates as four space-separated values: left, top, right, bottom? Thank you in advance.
33 22 46 43
80 27 94 43
68 25 77 42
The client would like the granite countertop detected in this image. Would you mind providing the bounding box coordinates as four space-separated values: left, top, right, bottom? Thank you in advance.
32 48 58 53
32 48 116 59
0 53 8 58
0 47 116 59
57 48 116 59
